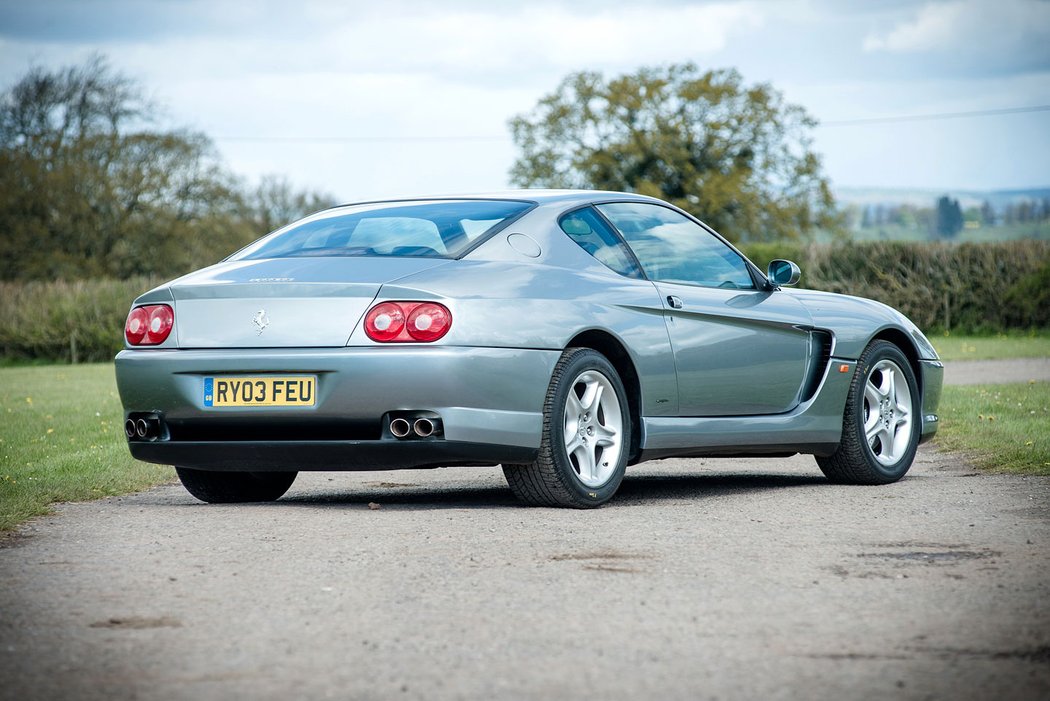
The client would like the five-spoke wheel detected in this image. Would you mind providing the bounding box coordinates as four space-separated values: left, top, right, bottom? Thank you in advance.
503 348 630 507
817 340 921 485
561 369 624 489
862 358 914 466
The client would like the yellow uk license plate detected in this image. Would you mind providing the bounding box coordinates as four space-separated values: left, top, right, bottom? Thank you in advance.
203 376 316 407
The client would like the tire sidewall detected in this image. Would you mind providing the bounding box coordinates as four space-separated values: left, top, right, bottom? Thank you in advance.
547 350 631 505
852 343 921 482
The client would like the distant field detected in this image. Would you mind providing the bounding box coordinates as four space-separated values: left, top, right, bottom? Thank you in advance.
0 364 170 531
844 221 1050 243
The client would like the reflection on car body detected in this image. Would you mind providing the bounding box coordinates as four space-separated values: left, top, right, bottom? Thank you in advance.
116 190 943 507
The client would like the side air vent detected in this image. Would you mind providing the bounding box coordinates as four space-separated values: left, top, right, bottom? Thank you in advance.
800 330 833 402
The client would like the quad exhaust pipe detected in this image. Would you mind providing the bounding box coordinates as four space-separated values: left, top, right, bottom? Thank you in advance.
125 414 162 441
388 414 441 440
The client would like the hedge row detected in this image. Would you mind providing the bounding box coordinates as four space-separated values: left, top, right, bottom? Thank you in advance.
1 241 1048 363
740 240 1050 334
0 277 159 363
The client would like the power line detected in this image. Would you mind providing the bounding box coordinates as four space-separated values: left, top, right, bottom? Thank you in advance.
211 104 1050 143
819 104 1050 127
214 134 509 143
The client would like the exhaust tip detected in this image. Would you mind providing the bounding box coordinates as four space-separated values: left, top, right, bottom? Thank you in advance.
413 418 435 438
125 419 137 439
135 418 150 439
390 417 411 439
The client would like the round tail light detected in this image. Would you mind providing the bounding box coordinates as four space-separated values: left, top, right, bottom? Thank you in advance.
406 303 451 342
125 304 174 346
125 307 150 345
364 302 407 342
364 301 451 343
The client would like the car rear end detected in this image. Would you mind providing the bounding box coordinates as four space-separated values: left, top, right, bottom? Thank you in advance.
115 199 558 472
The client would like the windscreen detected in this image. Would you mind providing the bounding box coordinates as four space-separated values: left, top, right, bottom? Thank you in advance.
231 199 533 260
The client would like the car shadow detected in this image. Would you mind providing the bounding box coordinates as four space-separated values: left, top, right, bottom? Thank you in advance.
616 472 829 503
270 471 831 511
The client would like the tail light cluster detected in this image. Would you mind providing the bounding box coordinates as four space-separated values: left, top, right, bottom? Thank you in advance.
364 302 452 343
125 304 174 346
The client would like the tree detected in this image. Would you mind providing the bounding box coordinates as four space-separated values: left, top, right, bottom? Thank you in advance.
0 56 333 280
935 196 963 238
247 174 336 234
509 63 841 242
980 200 996 227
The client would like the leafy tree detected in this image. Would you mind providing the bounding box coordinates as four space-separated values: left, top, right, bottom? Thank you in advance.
935 195 963 238
509 63 841 241
0 56 333 281
248 174 336 235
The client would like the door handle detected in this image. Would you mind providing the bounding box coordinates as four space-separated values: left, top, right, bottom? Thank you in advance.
667 295 683 309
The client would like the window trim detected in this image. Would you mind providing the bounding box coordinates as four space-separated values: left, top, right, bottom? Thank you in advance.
590 199 766 291
556 204 648 280
224 198 539 263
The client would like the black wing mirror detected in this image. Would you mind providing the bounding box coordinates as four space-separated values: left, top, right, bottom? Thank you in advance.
767 259 801 288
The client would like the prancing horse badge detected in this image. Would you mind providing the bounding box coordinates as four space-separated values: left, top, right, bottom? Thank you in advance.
253 309 270 335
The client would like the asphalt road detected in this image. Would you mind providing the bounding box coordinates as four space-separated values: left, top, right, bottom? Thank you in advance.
2 445 1048 700
943 358 1050 385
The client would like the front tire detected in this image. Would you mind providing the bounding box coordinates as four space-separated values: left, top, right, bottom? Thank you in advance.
175 468 298 503
503 348 631 508
817 340 920 485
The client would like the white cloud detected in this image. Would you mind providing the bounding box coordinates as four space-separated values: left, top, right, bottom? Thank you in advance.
863 0 1050 57
2 1 1046 195
112 2 765 84
863 1 965 52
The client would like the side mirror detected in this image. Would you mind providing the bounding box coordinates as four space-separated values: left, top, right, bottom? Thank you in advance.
767 259 801 288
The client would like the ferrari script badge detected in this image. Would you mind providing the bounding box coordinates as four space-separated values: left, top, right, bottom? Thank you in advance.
253 309 270 335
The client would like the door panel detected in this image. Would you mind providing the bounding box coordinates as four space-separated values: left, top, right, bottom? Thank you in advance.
593 200 814 417
656 283 813 416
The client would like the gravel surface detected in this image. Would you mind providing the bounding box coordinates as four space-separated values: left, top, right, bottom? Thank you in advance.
2 446 1048 700
944 358 1050 385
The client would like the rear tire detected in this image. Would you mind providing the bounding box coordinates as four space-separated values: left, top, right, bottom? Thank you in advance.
175 468 298 503
817 340 920 485
503 348 630 508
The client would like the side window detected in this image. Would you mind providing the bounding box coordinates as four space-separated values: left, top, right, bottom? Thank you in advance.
558 207 643 279
596 203 754 289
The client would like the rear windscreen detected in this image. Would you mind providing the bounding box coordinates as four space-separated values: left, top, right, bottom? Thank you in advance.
231 199 533 260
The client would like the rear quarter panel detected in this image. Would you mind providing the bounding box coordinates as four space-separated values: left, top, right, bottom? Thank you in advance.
366 259 680 417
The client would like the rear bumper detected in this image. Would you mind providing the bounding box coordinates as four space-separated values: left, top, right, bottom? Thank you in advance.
115 346 559 471
129 439 537 471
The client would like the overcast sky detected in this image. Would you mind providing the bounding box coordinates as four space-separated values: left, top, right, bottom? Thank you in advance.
1 0 1048 201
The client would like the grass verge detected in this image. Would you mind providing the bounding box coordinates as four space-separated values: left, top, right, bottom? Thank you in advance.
932 331 1050 361
935 382 1050 475
0 364 171 532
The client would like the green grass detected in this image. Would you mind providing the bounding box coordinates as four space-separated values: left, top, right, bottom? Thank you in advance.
935 382 1050 475
0 364 171 531
932 331 1050 361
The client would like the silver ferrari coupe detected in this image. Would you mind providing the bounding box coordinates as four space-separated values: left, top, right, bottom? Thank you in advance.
116 190 943 507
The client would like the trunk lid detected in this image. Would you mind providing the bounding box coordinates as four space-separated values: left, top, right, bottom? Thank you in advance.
171 257 448 348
